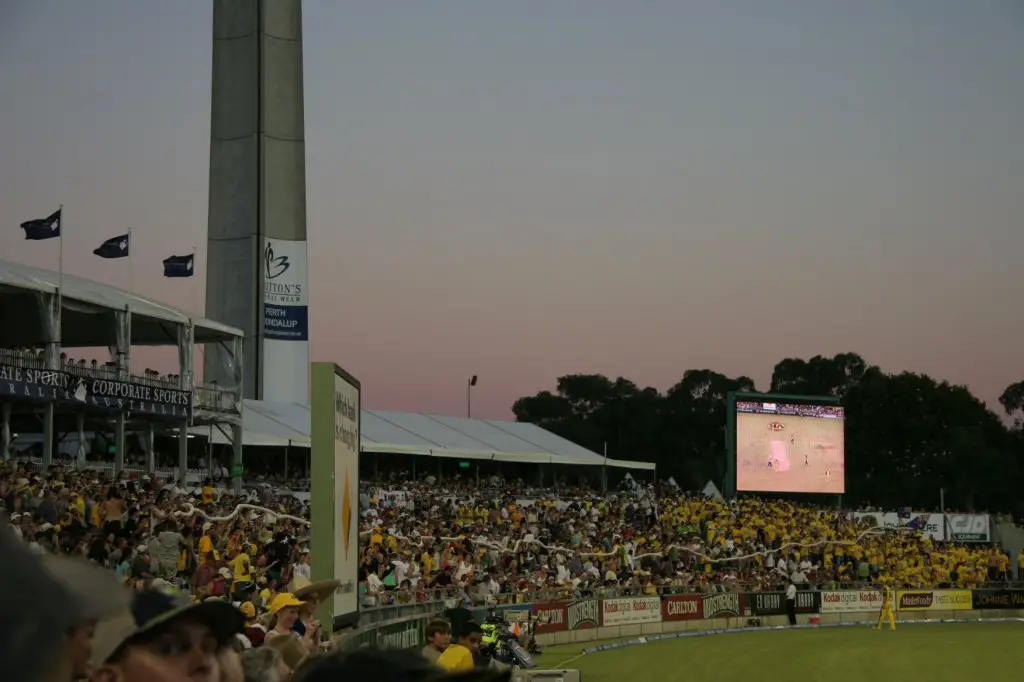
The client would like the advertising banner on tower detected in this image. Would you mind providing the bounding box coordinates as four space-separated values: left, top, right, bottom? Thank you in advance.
310 363 361 629
261 238 309 402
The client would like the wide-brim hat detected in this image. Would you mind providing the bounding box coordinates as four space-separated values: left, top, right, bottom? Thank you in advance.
265 633 310 671
92 587 244 666
289 575 341 604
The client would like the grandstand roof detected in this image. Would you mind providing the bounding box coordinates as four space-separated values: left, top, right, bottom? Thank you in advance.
199 400 654 470
0 259 242 345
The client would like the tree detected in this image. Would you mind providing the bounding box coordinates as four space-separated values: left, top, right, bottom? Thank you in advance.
770 352 871 397
843 371 1009 510
661 370 756 488
999 381 1024 427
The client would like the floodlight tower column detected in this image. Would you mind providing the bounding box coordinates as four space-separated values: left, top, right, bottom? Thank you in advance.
114 414 126 476
178 422 189 486
206 0 310 403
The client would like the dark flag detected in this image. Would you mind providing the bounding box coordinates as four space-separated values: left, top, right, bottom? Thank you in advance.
163 253 194 278
20 208 62 241
93 234 130 259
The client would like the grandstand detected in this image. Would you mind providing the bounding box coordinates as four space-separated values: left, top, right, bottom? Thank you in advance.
0 259 244 487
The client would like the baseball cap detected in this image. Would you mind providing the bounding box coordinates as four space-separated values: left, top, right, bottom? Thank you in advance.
92 586 245 665
0 528 129 682
269 593 305 614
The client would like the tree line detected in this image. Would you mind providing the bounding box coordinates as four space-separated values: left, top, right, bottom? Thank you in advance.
511 353 1024 515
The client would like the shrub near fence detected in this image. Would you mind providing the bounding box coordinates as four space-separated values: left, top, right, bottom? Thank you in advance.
335 589 1024 652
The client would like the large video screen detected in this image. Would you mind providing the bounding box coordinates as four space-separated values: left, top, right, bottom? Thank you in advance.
736 400 845 494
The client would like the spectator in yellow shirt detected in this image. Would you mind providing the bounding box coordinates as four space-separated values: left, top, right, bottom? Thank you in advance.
437 622 483 671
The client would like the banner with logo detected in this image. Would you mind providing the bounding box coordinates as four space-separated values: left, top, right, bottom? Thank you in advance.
566 599 600 630
852 512 945 540
600 597 662 626
972 589 1024 610
820 590 883 613
661 595 702 621
896 590 972 611
374 617 426 650
701 593 742 619
0 363 192 418
748 591 820 616
261 237 310 402
310 364 361 628
532 603 568 633
946 514 990 542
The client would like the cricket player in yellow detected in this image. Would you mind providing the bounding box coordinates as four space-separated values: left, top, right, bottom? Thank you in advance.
876 585 896 630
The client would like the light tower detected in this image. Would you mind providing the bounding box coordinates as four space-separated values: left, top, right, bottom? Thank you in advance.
205 0 310 403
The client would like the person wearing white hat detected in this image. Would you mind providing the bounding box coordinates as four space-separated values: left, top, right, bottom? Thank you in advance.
8 513 23 540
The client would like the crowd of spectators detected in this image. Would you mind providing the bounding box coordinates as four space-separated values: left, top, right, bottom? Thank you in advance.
5 458 1024 681
3 460 1021 616
356 476 1018 607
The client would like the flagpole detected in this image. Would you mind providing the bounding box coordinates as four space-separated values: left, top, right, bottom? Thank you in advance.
127 227 133 295
191 245 201 389
57 204 64 345
191 245 198 316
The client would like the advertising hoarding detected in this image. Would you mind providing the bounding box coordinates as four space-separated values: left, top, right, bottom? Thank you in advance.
896 590 972 611
262 238 310 402
819 590 883 613
748 591 820 616
601 597 662 626
310 363 361 628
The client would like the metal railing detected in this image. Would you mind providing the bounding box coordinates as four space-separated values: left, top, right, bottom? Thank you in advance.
0 347 185 391
194 384 240 414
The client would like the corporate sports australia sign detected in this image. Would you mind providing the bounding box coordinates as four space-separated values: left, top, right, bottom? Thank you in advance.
0 363 191 417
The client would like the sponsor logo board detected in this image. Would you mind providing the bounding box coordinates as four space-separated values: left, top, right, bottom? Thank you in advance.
532 603 568 633
0 363 192 418
701 593 742 619
972 589 1024 610
567 599 600 630
820 590 883 613
946 514 990 542
601 597 662 626
749 591 820 616
896 590 972 611
661 595 703 621
853 512 945 541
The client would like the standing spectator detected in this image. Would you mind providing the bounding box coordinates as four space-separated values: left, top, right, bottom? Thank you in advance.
785 578 797 625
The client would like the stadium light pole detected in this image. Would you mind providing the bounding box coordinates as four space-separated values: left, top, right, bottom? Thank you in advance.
467 375 478 418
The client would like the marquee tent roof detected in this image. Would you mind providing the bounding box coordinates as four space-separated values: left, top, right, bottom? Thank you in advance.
196 400 654 470
0 258 242 345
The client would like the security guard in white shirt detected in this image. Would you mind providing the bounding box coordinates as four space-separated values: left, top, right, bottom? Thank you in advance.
785 579 798 625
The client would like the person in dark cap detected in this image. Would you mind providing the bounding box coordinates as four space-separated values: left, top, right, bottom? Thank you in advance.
0 528 129 682
89 586 245 682
293 646 510 682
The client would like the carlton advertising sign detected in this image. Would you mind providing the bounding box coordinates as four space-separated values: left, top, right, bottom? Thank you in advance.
661 595 702 621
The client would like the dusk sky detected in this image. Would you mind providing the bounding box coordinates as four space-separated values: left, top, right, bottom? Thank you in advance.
1 1 1021 420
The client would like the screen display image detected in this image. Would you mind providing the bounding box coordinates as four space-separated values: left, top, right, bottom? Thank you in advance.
735 401 845 493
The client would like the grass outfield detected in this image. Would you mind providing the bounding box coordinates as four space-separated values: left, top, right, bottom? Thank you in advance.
536 622 1023 681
